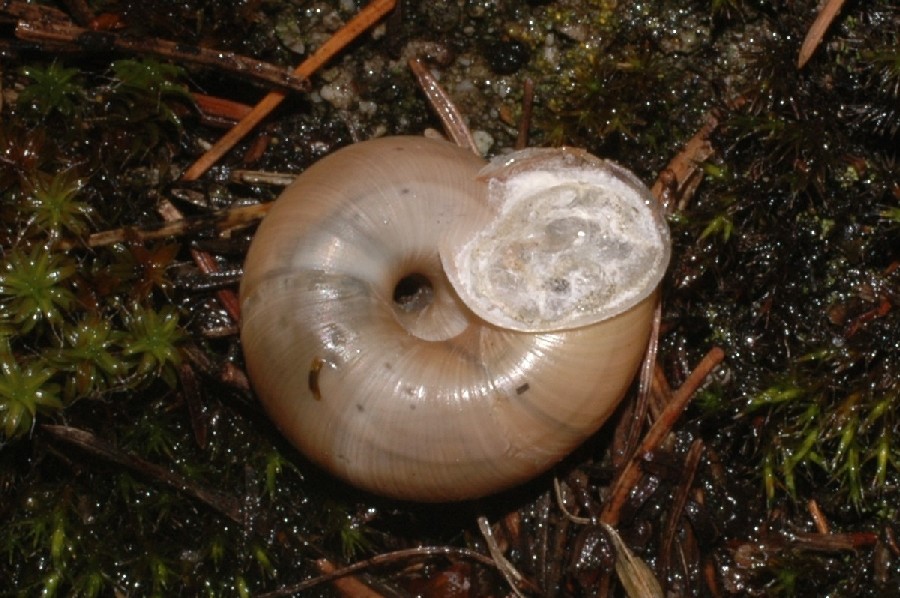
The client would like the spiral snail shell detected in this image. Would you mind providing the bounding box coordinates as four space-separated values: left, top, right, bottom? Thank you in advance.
239 135 670 502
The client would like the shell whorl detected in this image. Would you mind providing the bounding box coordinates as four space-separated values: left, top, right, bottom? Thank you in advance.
239 136 669 501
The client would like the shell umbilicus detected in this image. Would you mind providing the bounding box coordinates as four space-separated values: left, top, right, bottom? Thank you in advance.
239 135 670 502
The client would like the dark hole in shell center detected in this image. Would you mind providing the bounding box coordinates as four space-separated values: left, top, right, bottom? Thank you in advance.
393 273 434 312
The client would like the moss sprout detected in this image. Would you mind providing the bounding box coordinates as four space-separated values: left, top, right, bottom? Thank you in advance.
56 316 127 400
321 499 377 561
0 341 62 438
0 52 192 440
20 169 94 242
105 58 191 136
117 240 181 299
18 62 85 119
0 125 52 192
0 244 76 334
120 304 184 387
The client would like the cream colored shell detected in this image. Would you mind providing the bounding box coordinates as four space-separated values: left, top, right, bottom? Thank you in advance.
239 136 669 502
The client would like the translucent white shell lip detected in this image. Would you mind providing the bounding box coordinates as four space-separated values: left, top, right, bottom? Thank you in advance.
442 147 671 333
239 136 669 502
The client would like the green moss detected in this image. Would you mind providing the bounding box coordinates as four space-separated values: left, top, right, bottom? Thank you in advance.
108 58 191 121
120 304 183 387
20 169 93 241
56 316 127 400
0 244 76 334
18 62 85 119
0 340 62 438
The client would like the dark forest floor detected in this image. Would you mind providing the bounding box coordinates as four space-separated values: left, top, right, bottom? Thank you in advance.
0 1 897 596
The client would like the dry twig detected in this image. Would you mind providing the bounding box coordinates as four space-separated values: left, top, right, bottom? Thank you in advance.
600 347 725 525
658 438 705 579
408 57 480 155
181 0 397 181
797 0 846 69
42 424 243 524
314 558 387 598
229 169 296 187
808 498 831 534
620 302 663 467
477 516 530 598
188 242 241 322
86 203 272 248
0 1 70 25
14 20 311 93
515 78 535 150
57 0 94 26
601 522 664 598
256 546 502 597
157 0 396 331
192 93 253 126
650 113 718 214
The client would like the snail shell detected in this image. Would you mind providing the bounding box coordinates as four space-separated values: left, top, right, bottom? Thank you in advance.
239 136 670 502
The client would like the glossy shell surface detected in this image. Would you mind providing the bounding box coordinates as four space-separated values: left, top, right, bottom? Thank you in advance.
240 136 668 501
